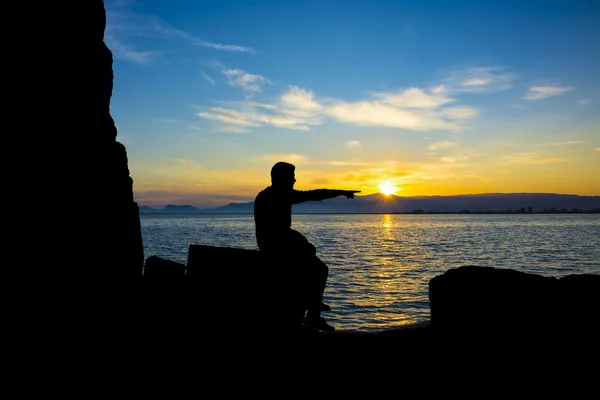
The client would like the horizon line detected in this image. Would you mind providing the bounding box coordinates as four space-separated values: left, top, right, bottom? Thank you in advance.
137 191 600 210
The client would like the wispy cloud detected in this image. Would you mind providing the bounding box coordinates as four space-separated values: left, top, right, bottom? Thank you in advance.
104 2 254 64
157 24 254 53
524 85 573 100
429 141 456 150
249 101 278 110
505 152 567 165
578 99 590 106
199 84 473 132
198 69 494 133
213 125 250 133
104 21 158 64
197 107 260 127
324 100 460 131
541 141 582 146
198 80 325 131
321 86 481 131
202 72 215 85
259 115 311 130
223 69 272 97
441 66 517 93
281 86 322 111
274 86 325 128
595 147 600 152
192 40 254 53
372 87 454 108
441 107 478 119
346 140 361 148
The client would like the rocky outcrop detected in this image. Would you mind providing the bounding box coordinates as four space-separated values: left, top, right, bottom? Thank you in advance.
29 1 142 295
428 265 599 341
96 1 144 288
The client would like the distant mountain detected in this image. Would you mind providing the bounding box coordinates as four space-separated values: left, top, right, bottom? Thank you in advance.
138 193 600 214
139 204 203 213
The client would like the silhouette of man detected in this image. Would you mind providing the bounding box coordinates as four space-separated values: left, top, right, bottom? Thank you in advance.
254 161 360 331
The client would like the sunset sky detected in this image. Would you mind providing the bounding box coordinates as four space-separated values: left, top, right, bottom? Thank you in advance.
105 0 600 209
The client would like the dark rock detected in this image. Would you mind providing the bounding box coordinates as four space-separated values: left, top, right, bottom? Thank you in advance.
144 255 186 285
186 245 310 333
141 246 599 345
428 265 600 341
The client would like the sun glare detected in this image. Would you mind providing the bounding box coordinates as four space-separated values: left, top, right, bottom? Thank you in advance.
378 181 398 196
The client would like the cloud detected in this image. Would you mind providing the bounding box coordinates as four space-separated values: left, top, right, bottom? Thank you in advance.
578 99 590 106
272 86 325 128
196 82 324 131
197 71 489 132
441 107 478 119
324 100 460 131
104 31 158 64
204 83 325 131
524 85 573 100
372 87 454 108
197 107 260 126
200 84 472 132
191 40 254 53
281 86 322 111
223 69 271 97
249 101 278 110
541 141 582 146
202 72 215 85
259 115 311 130
441 66 516 93
595 148 600 152
505 152 567 165
346 140 361 148
104 2 254 65
428 141 456 150
441 157 456 163
155 23 255 53
322 86 478 131
214 125 250 133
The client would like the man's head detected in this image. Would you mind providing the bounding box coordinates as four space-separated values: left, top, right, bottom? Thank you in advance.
270 161 296 188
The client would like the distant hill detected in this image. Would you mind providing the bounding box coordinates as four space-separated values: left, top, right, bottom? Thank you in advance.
138 193 600 214
139 204 204 214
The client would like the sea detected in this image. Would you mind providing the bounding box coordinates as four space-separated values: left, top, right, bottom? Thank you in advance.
140 213 600 333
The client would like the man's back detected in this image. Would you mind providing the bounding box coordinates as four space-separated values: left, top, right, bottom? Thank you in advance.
254 186 293 251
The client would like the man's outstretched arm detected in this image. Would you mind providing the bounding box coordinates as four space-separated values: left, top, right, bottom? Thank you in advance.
292 189 361 203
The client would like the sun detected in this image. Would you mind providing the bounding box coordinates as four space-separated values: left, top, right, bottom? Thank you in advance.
378 181 398 196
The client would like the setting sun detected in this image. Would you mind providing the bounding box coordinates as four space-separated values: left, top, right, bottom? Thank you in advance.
378 181 398 196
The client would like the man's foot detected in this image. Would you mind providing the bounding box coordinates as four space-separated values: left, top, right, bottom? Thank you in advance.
303 316 335 332
319 302 331 312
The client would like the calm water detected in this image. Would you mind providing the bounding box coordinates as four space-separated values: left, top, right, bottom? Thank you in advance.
140 213 600 332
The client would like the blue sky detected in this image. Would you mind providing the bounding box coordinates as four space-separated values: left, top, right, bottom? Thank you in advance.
105 0 600 209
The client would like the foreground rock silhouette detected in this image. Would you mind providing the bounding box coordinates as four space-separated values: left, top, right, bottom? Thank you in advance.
141 246 599 343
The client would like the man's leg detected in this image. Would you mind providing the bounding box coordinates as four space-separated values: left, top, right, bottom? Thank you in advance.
304 256 335 331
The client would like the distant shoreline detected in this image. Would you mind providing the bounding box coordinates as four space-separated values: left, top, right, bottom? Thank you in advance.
140 210 600 215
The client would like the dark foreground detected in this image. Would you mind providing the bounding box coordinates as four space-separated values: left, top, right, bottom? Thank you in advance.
140 245 599 350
